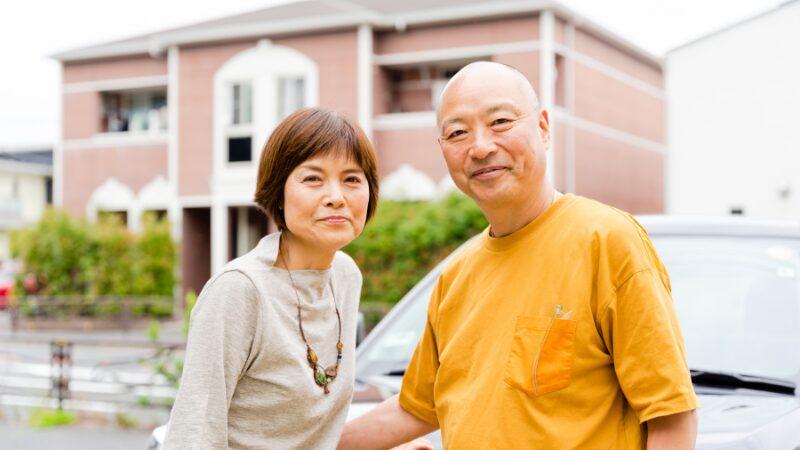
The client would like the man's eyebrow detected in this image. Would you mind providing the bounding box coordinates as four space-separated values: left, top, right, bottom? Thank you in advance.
441 103 525 130
441 117 465 130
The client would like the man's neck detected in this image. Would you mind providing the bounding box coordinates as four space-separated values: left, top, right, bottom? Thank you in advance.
484 187 561 238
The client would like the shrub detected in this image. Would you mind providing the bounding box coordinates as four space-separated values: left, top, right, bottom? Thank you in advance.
344 193 487 305
10 209 177 318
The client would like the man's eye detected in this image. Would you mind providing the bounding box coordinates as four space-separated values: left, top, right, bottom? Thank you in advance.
492 118 512 126
446 129 466 139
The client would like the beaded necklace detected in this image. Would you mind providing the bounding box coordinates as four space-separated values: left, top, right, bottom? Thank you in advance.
278 245 343 395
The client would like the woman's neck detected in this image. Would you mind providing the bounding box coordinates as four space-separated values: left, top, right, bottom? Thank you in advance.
277 232 336 270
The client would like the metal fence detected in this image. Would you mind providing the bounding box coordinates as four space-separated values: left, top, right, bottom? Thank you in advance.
10 296 176 332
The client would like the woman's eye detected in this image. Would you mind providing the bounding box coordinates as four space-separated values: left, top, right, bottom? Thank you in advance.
302 175 321 183
345 176 363 184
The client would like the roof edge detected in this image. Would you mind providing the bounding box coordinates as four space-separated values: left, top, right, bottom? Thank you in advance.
53 0 661 67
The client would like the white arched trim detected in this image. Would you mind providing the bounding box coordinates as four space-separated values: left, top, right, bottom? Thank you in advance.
86 178 135 223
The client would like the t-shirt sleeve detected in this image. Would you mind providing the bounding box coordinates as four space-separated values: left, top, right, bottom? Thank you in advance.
599 267 698 423
398 279 442 428
163 270 262 449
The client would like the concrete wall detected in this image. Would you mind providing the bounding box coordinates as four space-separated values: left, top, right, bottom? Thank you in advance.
566 27 665 213
666 1 800 218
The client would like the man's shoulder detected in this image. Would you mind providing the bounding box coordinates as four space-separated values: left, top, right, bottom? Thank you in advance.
438 231 489 279
564 195 647 242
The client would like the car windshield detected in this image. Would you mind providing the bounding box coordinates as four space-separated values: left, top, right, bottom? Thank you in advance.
357 233 800 383
651 235 800 381
356 276 436 378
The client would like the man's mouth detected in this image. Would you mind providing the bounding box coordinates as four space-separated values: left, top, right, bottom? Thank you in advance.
471 166 506 178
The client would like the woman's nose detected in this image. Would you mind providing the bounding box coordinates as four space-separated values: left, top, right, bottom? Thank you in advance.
324 182 345 207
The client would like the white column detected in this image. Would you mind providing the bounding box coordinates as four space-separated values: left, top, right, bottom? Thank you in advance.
54 67 64 207
211 202 228 276
128 203 142 233
564 22 576 193
539 10 556 186
357 24 374 140
167 45 182 241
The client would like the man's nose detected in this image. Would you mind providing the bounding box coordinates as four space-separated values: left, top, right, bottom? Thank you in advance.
470 127 497 159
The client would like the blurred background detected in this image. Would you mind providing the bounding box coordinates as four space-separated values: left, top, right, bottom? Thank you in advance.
1 0 798 448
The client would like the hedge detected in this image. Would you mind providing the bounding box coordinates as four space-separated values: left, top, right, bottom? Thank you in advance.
10 209 177 317
344 193 488 306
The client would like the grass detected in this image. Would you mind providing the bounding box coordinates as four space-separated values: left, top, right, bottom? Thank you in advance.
115 412 138 429
28 408 75 428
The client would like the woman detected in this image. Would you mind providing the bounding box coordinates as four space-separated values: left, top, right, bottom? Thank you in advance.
164 108 379 449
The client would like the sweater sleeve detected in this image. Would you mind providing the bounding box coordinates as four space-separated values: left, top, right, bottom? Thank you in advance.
164 270 262 449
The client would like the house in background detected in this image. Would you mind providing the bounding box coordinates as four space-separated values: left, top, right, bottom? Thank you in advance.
54 0 666 297
0 146 53 260
666 0 800 218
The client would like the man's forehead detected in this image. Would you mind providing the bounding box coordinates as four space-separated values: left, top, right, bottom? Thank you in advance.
437 64 538 124
440 100 527 125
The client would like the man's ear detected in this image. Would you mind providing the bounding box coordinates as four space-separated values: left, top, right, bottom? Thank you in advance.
539 109 551 148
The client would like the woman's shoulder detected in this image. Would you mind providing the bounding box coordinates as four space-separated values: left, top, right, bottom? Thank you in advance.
199 269 259 302
332 250 361 279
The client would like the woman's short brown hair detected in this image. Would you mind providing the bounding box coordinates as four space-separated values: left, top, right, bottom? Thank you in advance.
254 108 379 231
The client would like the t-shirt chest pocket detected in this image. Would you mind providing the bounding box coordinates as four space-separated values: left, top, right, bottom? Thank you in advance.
504 306 578 397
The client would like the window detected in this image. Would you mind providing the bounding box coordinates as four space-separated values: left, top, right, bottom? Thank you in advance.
227 82 254 163
101 90 167 133
383 62 477 113
45 177 52 205
278 77 305 119
232 83 252 125
228 137 252 162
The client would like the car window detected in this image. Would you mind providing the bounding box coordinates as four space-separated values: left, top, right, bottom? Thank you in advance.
652 236 800 380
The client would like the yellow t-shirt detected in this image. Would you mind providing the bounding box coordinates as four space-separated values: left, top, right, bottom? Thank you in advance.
399 194 698 449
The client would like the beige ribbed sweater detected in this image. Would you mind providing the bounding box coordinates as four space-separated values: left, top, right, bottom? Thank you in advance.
164 232 362 450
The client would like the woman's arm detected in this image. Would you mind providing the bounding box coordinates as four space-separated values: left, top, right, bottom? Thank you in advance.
163 271 261 449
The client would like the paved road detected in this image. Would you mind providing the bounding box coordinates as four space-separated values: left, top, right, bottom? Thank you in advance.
0 423 153 450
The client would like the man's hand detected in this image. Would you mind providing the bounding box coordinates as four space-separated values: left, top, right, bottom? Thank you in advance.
647 410 697 450
337 395 438 450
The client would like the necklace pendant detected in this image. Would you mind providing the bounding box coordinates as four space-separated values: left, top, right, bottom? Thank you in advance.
325 366 338 379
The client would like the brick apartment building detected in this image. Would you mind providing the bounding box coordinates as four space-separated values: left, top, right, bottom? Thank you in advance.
54 0 666 296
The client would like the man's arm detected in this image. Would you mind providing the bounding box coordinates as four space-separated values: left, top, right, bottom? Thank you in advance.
337 395 437 450
646 410 697 450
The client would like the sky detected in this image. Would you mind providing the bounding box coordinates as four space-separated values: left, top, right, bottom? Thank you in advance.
0 0 784 149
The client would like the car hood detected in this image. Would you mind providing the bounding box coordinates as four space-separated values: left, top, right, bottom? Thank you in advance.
696 392 800 449
349 378 800 449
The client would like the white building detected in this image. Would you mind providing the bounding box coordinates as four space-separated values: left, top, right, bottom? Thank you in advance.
666 0 800 218
0 148 53 260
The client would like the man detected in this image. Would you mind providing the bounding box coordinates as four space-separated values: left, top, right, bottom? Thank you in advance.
339 61 698 449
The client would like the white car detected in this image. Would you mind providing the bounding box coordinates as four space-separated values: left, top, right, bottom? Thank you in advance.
151 215 800 449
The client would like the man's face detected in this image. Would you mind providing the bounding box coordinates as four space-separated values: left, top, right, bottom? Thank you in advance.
437 68 550 210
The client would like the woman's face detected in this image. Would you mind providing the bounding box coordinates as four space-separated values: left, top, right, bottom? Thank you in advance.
283 152 370 252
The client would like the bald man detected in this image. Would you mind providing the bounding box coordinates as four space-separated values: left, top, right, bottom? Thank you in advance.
338 62 697 450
